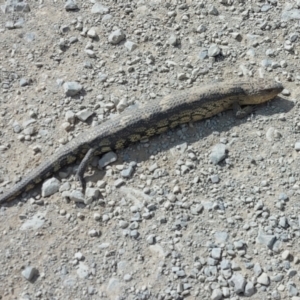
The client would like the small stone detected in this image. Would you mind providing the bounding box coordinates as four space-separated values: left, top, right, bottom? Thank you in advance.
257 273 270 286
65 0 78 11
287 269 297 277
281 89 290 96
76 109 94 122
87 28 98 39
229 273 246 294
108 29 126 45
256 231 276 249
124 40 137 52
210 144 227 165
88 229 99 237
208 5 219 15
20 78 29 87
121 166 134 178
295 142 300 151
168 34 178 46
244 281 255 297
94 213 101 221
208 44 221 57
196 24 207 33
114 178 124 187
98 72 108 82
124 274 132 281
22 266 38 281
282 250 290 260
42 178 60 197
211 288 222 300
211 248 222 260
74 252 83 260
69 190 85 203
63 82 82 96
91 3 109 14
98 152 117 168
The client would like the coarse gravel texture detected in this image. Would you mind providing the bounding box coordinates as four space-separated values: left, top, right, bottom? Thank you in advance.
1 0 300 299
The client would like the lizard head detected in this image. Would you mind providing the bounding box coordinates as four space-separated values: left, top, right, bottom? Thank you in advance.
239 80 284 105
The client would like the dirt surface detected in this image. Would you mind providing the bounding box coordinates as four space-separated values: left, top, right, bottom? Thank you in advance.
1 0 300 299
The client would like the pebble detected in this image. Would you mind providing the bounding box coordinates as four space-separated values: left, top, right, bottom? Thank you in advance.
76 109 93 122
257 273 270 286
210 144 227 165
229 273 246 294
124 40 137 52
64 0 78 11
63 82 82 96
108 29 126 44
42 178 60 197
98 152 117 168
91 3 109 14
22 266 38 281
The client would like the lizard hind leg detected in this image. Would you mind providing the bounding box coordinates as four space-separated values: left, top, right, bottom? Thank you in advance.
232 102 253 119
75 147 96 191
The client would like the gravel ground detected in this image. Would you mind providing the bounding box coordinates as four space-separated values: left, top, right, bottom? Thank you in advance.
1 0 300 299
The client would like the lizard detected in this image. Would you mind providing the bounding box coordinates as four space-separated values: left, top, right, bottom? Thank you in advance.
0 79 283 204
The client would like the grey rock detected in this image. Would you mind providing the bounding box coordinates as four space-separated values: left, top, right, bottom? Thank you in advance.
91 3 109 14
85 188 100 200
77 262 89 279
257 272 270 286
124 274 132 281
215 231 228 243
261 4 272 12
108 29 126 45
211 248 222 260
65 0 78 11
168 34 178 46
107 277 121 294
220 260 231 270
98 152 117 168
69 190 85 203
76 109 93 122
229 273 246 294
199 49 208 60
63 82 82 96
272 290 281 300
124 40 137 52
208 5 219 15
196 24 207 33
288 283 298 297
1 0 30 13
20 78 29 86
295 142 300 151
256 230 276 249
253 263 262 276
98 72 108 82
210 144 227 165
22 266 38 281
88 229 99 237
42 177 60 197
121 166 134 178
210 174 220 183
211 288 222 300
208 44 221 57
146 234 156 244
271 274 284 282
244 281 255 297
288 269 297 277
261 59 272 68
282 8 300 22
